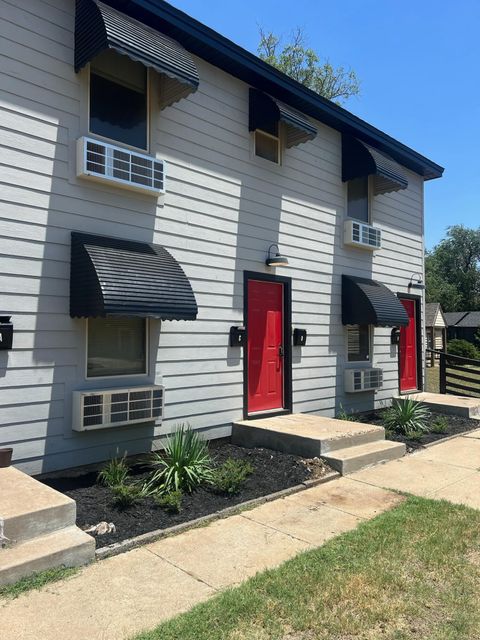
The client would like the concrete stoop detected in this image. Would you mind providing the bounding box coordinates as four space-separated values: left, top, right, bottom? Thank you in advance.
0 467 95 586
396 392 480 419
232 413 406 475
322 440 406 474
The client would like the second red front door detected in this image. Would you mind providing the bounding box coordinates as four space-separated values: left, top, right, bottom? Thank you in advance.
399 298 418 392
247 280 284 413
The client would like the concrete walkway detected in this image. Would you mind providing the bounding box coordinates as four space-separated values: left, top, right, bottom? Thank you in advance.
0 478 401 640
2 429 480 640
351 427 480 506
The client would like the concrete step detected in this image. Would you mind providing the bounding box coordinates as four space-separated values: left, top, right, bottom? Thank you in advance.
396 393 480 419
0 526 95 586
322 440 406 475
0 467 76 544
232 414 385 458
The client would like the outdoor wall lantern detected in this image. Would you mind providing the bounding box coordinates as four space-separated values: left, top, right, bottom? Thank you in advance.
266 244 289 267
408 273 425 290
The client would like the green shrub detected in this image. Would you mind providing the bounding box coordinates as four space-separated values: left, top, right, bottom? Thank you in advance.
154 489 183 513
97 456 129 488
336 404 359 422
111 483 141 509
210 458 254 495
383 398 431 438
147 425 213 493
431 415 449 434
405 430 424 442
447 339 480 360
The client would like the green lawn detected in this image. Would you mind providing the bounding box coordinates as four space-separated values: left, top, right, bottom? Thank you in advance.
425 365 480 397
425 366 440 393
134 496 480 640
0 566 79 600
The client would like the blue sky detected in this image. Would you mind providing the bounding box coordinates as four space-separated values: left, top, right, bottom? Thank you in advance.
169 0 479 249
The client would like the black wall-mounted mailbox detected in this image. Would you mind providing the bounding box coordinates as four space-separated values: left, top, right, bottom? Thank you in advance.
229 326 246 347
0 316 13 350
293 328 307 346
390 327 400 345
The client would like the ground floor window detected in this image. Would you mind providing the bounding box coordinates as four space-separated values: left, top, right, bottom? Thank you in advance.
87 317 147 378
347 324 371 362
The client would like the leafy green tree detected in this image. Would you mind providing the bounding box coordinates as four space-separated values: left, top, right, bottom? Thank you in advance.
258 28 360 105
425 252 462 311
426 225 480 311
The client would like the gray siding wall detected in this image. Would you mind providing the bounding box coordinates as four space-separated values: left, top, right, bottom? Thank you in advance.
0 0 425 474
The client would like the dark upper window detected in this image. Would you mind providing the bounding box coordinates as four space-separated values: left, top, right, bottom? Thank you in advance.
89 51 148 150
347 176 369 222
347 324 370 362
254 128 281 164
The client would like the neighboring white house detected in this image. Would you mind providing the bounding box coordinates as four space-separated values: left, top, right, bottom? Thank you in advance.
0 0 443 474
425 302 447 366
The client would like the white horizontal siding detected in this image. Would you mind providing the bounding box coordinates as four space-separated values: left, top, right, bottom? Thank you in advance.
0 0 426 473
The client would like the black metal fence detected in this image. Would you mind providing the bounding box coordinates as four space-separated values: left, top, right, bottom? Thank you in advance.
431 350 480 398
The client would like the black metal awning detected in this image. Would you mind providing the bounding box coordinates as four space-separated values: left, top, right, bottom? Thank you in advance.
342 136 409 195
249 89 317 148
75 0 199 108
342 275 409 327
70 232 198 320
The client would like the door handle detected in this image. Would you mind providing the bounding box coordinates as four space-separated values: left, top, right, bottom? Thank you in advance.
278 345 284 357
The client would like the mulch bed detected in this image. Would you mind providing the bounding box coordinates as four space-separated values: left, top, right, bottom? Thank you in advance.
358 410 480 452
40 442 332 549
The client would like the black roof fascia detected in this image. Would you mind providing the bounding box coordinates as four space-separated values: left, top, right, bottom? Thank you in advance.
107 0 443 180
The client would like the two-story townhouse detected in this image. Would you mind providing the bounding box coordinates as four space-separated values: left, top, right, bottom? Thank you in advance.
0 0 443 474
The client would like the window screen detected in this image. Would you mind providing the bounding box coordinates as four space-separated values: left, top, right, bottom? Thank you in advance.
347 324 370 362
87 317 147 378
347 177 369 222
90 50 147 150
255 130 280 164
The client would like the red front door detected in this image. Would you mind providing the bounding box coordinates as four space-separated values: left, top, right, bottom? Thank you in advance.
399 298 418 392
247 280 284 413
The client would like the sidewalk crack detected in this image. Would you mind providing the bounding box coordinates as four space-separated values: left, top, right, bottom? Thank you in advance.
145 547 219 592
238 513 314 547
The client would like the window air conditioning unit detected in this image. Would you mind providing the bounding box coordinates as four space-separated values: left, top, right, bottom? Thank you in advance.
77 137 166 195
345 368 383 393
344 220 381 250
72 385 164 432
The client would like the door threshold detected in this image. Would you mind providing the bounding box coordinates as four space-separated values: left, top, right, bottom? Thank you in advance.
246 408 290 420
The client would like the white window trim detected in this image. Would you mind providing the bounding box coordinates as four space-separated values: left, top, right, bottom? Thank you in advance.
253 127 282 166
346 324 373 365
87 62 151 154
345 175 372 225
85 317 150 380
